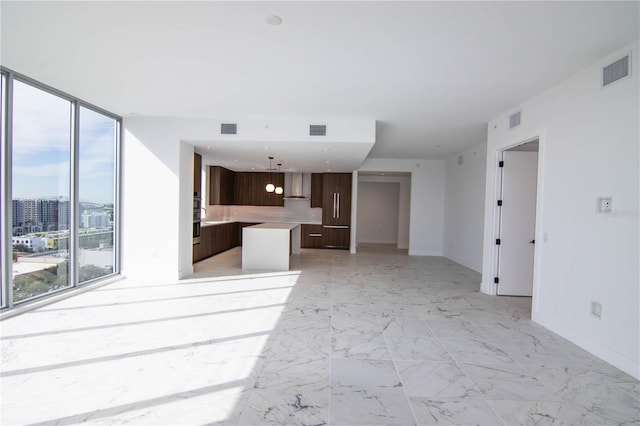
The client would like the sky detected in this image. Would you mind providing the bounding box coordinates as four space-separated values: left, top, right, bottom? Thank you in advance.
11 79 116 204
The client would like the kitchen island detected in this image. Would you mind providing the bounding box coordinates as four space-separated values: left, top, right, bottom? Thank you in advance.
242 222 301 270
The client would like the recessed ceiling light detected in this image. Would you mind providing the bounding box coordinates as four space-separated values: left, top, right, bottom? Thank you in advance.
327 169 332 172
322 148 330 152
266 15 282 26
206 146 211 149
234 159 238 162
325 161 330 164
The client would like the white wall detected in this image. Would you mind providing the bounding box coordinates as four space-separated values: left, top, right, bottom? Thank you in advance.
357 182 400 244
359 159 444 255
122 119 188 282
443 143 487 272
482 40 639 378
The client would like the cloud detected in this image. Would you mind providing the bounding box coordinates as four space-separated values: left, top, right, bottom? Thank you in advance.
12 80 72 157
10 80 118 203
13 160 70 178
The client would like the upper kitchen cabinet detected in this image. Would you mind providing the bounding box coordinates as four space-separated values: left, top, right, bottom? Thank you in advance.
194 153 202 196
322 173 352 226
234 172 284 207
310 173 323 208
209 166 235 205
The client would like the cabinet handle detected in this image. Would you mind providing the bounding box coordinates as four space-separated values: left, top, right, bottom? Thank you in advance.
337 193 340 219
323 225 349 229
333 193 337 218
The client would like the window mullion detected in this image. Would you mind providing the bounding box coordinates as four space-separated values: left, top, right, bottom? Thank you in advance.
1 72 14 308
69 101 80 288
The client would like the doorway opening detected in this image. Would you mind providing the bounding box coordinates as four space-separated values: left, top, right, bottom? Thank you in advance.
495 139 539 297
356 172 411 252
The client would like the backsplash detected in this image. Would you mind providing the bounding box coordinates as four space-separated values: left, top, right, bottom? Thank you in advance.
206 201 322 224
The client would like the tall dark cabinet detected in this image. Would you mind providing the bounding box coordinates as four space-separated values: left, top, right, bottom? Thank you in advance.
194 153 202 196
209 166 235 205
310 173 323 208
322 173 352 248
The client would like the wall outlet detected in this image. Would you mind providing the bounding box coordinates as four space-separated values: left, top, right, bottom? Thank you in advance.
591 301 602 318
596 196 612 214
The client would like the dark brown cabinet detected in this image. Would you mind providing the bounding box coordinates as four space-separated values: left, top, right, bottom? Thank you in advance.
321 173 352 249
322 226 350 248
234 172 284 206
193 222 239 263
209 166 235 205
194 153 202 196
310 173 323 208
322 173 352 226
209 166 285 207
301 224 324 248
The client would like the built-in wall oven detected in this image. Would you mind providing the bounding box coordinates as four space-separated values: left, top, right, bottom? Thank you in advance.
193 192 201 244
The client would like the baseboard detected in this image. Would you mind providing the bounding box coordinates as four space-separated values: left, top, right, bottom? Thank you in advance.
533 311 639 380
442 255 482 274
408 250 442 256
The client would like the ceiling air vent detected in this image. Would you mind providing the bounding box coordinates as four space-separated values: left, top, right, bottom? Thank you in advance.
221 123 237 135
509 111 521 129
603 54 630 87
310 124 327 136
457 155 464 166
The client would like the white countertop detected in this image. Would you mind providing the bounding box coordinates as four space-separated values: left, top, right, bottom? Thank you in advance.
201 220 319 227
201 221 234 227
246 222 301 230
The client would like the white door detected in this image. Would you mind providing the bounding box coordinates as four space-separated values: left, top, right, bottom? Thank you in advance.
497 151 538 296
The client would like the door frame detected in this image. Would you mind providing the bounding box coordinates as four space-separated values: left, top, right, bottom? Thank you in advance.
486 130 546 314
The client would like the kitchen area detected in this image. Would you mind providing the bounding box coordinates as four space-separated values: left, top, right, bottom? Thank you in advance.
192 153 353 271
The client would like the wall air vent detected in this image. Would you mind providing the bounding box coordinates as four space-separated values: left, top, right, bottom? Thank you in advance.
509 111 521 129
603 54 630 87
221 123 237 135
309 124 327 136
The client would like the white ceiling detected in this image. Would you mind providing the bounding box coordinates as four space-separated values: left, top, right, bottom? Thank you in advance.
1 1 638 170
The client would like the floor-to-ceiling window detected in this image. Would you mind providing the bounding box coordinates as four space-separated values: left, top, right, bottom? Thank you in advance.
1 69 121 309
78 106 117 284
11 80 72 302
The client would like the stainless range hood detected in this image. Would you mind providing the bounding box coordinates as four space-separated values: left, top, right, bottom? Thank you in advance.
283 173 310 200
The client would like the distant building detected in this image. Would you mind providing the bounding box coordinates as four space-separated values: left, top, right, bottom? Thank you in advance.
22 199 38 224
58 200 69 228
12 200 23 227
12 235 46 252
38 199 59 231
81 211 110 229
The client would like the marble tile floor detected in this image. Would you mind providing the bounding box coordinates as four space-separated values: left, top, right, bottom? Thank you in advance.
1 246 638 425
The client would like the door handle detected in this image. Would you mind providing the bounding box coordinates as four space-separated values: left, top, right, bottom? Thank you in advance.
529 239 535 244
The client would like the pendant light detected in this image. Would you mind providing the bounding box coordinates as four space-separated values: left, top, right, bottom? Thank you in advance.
275 163 284 194
265 157 275 193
